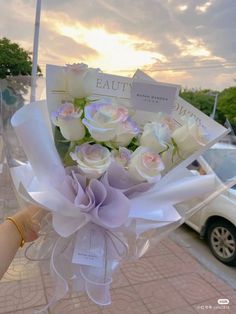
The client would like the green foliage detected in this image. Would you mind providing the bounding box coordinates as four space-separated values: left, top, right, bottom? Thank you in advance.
218 87 236 122
180 89 216 117
180 86 236 133
0 37 41 79
181 89 221 124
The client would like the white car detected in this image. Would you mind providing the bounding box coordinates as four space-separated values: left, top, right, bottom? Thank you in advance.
185 144 236 266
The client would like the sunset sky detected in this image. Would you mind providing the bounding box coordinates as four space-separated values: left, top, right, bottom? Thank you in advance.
0 0 236 90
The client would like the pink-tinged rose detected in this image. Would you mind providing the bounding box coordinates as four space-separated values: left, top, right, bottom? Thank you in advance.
113 117 140 147
155 112 176 131
140 122 171 153
82 100 130 142
70 143 111 179
172 117 208 158
66 63 101 98
112 147 132 168
128 146 165 182
51 102 85 141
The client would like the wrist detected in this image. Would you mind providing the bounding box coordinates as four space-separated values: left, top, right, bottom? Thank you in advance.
5 217 25 248
12 212 31 242
12 207 42 243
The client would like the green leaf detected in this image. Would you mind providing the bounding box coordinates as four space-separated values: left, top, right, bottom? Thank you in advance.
159 144 169 155
73 97 87 108
127 137 139 152
103 142 117 150
170 137 182 163
54 126 70 160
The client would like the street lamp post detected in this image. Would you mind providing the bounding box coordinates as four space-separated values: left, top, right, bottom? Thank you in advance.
211 93 218 120
30 0 42 103
208 92 219 120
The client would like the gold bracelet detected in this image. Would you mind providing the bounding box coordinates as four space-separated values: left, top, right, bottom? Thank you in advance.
6 217 25 248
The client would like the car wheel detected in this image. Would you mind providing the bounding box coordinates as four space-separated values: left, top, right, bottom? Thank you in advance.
207 220 236 266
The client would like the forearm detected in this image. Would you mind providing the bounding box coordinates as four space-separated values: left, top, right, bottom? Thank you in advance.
0 206 45 280
0 220 22 279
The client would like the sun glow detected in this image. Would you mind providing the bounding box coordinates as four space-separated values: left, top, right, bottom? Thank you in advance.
174 38 211 57
178 4 188 12
196 1 212 13
54 21 167 74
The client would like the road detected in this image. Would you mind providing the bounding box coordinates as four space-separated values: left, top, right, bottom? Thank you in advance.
170 224 236 289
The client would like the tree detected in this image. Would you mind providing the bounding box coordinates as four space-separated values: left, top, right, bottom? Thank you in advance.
180 87 236 133
218 87 236 121
218 87 236 133
180 88 226 125
180 89 212 114
0 37 41 79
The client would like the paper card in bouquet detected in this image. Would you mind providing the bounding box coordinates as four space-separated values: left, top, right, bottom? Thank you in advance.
72 225 104 267
131 80 180 114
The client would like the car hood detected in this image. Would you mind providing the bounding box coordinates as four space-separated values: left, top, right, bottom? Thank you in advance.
225 188 236 205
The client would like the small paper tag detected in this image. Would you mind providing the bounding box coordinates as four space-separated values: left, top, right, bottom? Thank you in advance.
72 226 104 268
131 80 180 114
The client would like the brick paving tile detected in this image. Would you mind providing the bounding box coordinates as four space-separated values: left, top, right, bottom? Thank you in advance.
149 254 200 278
162 238 185 254
50 286 150 314
133 278 188 313
144 242 172 257
2 256 41 283
165 306 198 313
19 277 47 309
0 281 23 313
8 310 50 314
101 287 150 314
171 251 201 264
121 256 163 284
111 270 130 289
197 270 234 293
168 273 220 305
50 296 102 314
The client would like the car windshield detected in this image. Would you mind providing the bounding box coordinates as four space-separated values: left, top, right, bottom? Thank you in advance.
202 146 236 189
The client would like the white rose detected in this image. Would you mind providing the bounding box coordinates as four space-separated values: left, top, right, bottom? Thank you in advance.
140 122 171 153
155 112 176 131
82 100 130 142
128 146 165 183
66 63 100 98
70 143 111 179
113 117 139 147
172 118 208 158
51 103 85 141
112 147 132 167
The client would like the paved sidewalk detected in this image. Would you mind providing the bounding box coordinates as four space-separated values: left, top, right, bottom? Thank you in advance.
1 164 236 314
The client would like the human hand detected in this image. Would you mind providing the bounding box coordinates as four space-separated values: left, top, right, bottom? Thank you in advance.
12 206 47 243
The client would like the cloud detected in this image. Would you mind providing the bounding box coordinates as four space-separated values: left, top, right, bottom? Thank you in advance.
0 1 34 48
38 25 99 69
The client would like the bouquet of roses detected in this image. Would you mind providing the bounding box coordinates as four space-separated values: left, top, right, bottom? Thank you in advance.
8 63 229 311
